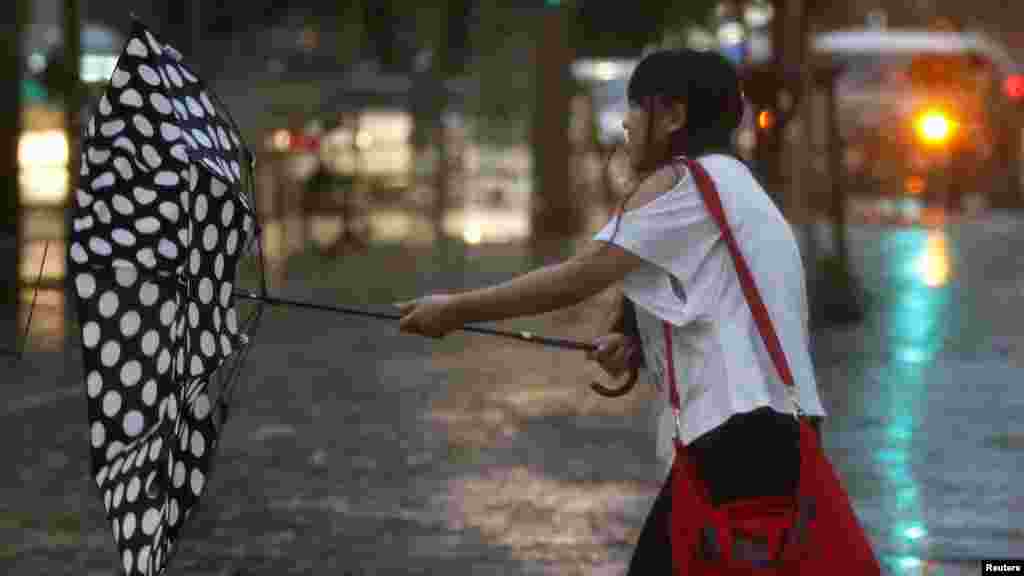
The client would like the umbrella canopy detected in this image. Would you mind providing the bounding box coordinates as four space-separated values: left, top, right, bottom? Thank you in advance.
69 19 261 576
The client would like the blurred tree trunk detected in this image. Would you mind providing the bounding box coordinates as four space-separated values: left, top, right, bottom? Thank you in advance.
792 0 823 309
1 0 29 348
765 0 787 204
64 0 82 332
824 70 849 283
815 63 864 326
423 4 451 242
334 0 366 68
746 0 803 209
785 0 813 224
531 3 578 253
412 1 471 243
409 3 444 239
991 115 1022 210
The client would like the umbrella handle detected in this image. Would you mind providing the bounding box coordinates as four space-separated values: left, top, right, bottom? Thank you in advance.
589 365 639 398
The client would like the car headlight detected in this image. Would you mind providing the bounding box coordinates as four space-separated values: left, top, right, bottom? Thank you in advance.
914 109 957 147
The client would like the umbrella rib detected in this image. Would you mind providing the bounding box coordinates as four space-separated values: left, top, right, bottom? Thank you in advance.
215 300 264 424
11 240 50 360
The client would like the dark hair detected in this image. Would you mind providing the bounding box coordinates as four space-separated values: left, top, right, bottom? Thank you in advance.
628 49 744 161
605 49 745 242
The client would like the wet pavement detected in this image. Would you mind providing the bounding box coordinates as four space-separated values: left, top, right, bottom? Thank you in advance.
808 211 1024 573
2 208 1023 575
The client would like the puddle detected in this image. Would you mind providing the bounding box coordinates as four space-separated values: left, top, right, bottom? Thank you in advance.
442 467 654 566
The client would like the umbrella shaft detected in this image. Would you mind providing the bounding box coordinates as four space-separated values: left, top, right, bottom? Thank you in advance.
232 291 595 352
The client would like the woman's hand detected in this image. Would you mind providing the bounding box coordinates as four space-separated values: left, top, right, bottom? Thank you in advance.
395 294 461 339
587 333 642 378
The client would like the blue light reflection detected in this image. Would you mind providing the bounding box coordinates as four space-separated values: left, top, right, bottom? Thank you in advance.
877 227 953 567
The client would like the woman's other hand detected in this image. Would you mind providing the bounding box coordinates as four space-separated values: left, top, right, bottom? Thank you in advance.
587 333 642 378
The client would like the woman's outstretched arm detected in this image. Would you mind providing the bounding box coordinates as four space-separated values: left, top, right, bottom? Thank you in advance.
396 241 646 338
451 241 644 324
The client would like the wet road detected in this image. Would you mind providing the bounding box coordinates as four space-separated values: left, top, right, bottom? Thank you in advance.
2 210 1023 574
810 211 1024 573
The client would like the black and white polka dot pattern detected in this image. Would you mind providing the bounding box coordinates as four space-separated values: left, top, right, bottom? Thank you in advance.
70 20 255 576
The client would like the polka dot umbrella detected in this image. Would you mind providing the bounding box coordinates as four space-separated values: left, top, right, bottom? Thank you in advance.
69 16 636 576
69 19 267 576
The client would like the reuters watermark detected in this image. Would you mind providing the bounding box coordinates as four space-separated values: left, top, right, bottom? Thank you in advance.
984 560 1024 573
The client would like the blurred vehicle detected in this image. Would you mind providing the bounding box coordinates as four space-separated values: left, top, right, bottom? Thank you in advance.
813 27 1024 213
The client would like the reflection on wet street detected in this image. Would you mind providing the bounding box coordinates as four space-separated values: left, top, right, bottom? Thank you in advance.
874 227 951 572
444 468 648 570
815 216 1024 574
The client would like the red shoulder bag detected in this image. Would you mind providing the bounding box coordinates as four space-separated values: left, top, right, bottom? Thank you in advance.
666 157 882 574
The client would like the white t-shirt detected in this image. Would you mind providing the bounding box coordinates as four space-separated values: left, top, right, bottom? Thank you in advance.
593 154 826 468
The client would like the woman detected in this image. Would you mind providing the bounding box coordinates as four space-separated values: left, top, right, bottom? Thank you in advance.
396 49 827 572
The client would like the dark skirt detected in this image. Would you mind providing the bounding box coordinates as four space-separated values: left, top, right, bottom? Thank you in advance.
625 407 821 574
